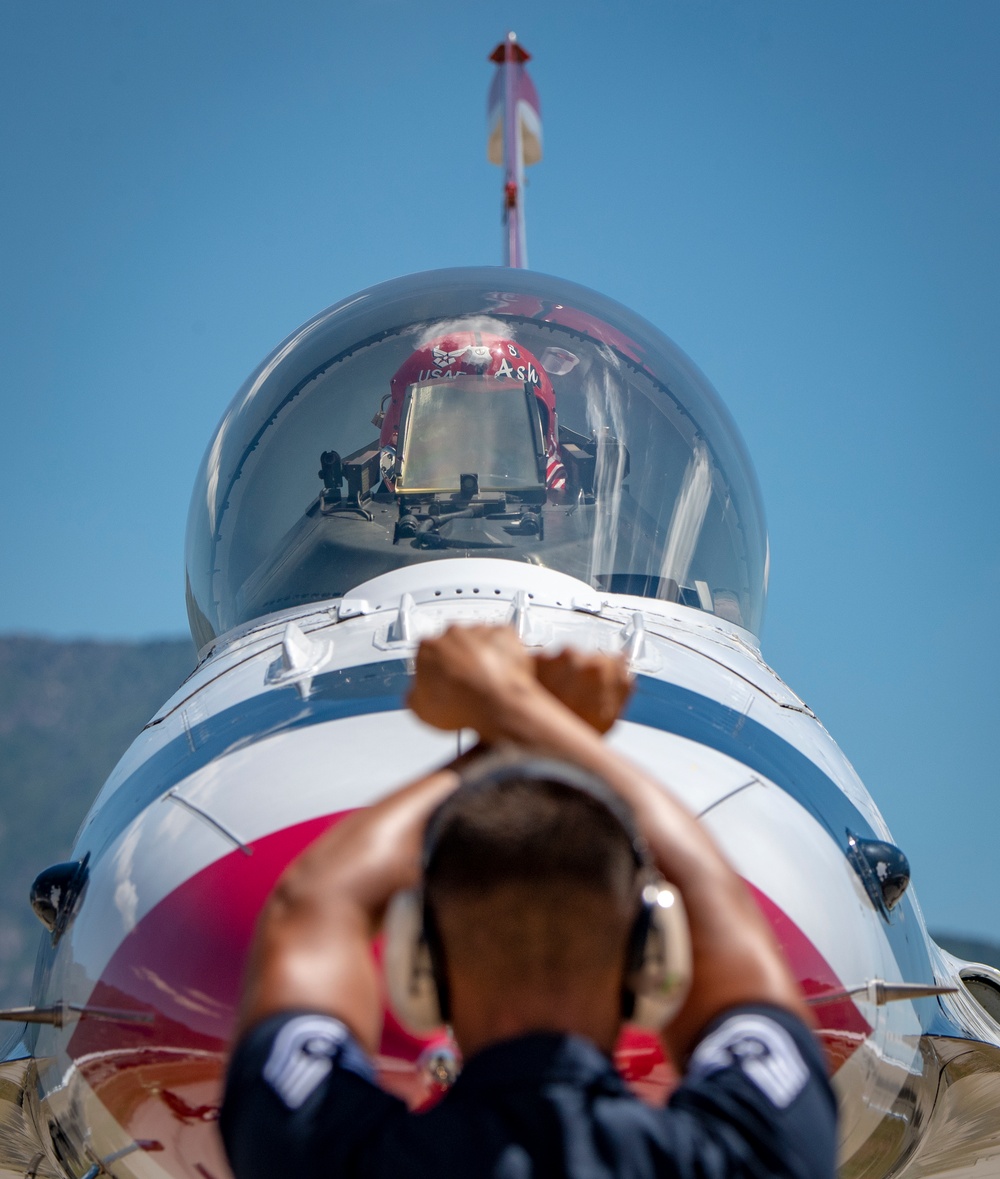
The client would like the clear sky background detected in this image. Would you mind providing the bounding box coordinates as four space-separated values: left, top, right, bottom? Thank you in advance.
2 2 998 940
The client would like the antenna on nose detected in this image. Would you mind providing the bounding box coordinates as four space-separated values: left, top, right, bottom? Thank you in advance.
487 31 543 268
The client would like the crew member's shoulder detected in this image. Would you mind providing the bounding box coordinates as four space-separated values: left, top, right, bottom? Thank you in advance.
666 1004 838 1179
221 1012 407 1179
681 1003 830 1107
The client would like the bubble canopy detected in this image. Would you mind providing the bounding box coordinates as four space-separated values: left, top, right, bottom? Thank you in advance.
185 268 768 649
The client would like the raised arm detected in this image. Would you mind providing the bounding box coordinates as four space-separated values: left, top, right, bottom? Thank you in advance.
234 761 462 1050
237 624 808 1065
233 629 623 1052
408 627 811 1063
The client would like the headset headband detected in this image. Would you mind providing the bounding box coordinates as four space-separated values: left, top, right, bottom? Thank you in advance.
385 748 691 1035
422 750 647 872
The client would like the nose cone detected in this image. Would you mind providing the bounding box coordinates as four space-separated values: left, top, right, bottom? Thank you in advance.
66 800 870 1127
64 759 876 1179
44 653 911 1179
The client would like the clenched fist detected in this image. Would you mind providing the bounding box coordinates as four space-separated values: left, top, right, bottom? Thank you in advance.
407 625 633 739
533 647 633 734
407 625 535 738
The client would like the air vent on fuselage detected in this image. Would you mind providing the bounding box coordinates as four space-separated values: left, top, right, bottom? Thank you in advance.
960 969 1000 1024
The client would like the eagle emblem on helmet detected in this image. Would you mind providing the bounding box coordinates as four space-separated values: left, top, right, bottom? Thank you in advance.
431 346 467 368
431 344 493 369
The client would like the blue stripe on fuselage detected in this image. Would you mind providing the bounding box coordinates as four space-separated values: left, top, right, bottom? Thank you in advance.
625 677 870 848
626 677 935 1005
77 660 413 863
75 662 935 1002
76 666 876 862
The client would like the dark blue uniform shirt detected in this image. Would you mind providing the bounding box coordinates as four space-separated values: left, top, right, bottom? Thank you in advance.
221 1005 837 1179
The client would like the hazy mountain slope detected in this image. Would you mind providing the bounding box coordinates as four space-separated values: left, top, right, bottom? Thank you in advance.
0 636 194 1004
932 934 1000 970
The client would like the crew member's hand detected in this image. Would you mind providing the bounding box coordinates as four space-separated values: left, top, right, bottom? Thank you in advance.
533 648 633 734
407 625 536 738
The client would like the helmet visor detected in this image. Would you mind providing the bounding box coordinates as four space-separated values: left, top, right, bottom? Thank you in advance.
396 378 545 495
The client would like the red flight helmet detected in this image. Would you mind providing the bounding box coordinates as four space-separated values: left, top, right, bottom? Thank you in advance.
380 331 559 459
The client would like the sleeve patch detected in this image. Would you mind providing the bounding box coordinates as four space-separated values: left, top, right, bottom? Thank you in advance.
687 1013 810 1109
262 1015 351 1110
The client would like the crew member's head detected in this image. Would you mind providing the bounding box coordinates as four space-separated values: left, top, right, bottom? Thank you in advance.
384 755 689 1056
429 769 637 1052
378 332 566 493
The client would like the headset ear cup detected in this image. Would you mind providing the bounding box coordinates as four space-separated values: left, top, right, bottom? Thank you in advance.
627 879 692 1031
383 889 445 1033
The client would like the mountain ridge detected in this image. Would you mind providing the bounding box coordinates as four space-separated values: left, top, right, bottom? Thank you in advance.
0 634 194 1003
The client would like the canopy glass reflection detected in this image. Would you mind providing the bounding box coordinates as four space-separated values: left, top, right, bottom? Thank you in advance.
185 268 768 648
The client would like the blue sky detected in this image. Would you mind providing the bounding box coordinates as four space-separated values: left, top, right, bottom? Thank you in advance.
2 1 998 940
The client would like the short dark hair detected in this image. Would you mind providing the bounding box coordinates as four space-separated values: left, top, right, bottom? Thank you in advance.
423 775 640 987
424 775 637 902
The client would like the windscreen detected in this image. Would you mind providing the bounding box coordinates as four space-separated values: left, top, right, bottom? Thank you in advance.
185 268 768 648
398 379 543 494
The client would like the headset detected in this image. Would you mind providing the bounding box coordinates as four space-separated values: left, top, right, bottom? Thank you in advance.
383 753 692 1034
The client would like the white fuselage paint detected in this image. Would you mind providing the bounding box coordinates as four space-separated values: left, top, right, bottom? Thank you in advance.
22 561 1000 1179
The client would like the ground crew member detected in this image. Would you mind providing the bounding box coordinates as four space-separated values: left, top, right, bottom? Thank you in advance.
221 626 837 1178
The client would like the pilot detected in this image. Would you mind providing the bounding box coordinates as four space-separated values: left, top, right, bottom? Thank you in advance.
378 332 568 494
221 627 836 1179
